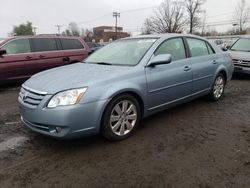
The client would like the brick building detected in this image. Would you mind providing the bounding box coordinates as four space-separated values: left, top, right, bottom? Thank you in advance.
93 26 130 42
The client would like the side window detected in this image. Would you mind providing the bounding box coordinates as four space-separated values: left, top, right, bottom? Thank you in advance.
187 38 209 57
60 39 84 50
2 39 31 54
33 38 58 52
154 38 186 61
206 43 215 54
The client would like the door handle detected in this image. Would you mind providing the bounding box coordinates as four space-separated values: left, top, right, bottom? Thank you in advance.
183 66 191 71
25 56 33 60
63 57 70 62
39 55 45 58
212 60 217 64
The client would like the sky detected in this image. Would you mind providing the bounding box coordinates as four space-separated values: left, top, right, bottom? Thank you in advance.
0 0 250 37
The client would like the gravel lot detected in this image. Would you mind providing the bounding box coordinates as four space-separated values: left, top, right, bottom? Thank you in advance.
0 76 250 188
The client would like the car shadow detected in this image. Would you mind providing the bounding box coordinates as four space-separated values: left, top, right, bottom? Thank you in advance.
0 82 23 92
233 73 250 80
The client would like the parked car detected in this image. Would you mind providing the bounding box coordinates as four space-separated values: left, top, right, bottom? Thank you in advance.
208 39 227 51
0 36 90 84
86 42 103 52
19 34 234 141
229 36 250 74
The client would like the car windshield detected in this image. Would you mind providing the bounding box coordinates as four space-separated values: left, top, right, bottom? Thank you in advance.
231 38 250 52
84 38 157 66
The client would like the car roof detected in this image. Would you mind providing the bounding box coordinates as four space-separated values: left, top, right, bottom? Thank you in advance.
122 33 209 41
2 35 83 40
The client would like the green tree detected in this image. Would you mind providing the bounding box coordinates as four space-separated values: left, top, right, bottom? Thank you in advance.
12 21 34 36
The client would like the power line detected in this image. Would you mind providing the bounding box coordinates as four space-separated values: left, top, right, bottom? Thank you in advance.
206 11 235 19
120 6 158 13
77 6 158 25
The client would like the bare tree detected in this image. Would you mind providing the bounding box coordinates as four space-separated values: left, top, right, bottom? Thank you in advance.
143 0 186 34
185 0 206 34
234 0 250 34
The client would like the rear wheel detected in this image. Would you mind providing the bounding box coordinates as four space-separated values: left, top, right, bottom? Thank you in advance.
208 73 225 101
101 94 141 141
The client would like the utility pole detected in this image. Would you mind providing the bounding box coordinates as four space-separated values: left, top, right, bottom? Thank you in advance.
33 27 37 35
55 25 63 35
113 12 120 40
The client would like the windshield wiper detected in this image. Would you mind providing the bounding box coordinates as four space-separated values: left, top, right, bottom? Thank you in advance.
96 62 112 65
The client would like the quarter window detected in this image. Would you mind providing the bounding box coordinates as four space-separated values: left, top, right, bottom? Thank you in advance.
154 38 186 61
206 43 215 54
2 39 31 54
33 38 58 52
60 39 84 50
187 38 209 57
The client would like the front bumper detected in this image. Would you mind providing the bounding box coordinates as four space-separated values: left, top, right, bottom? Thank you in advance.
234 65 250 74
19 97 108 139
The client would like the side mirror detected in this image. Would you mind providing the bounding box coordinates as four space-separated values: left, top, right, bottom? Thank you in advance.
88 50 93 55
0 49 7 56
147 54 172 67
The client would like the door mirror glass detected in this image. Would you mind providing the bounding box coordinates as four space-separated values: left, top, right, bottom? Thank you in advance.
148 54 172 67
0 49 7 56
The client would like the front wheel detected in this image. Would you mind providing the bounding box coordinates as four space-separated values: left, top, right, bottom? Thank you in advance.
101 94 141 141
208 74 225 101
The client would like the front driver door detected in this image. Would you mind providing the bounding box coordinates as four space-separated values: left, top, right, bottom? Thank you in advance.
145 37 192 111
0 38 38 82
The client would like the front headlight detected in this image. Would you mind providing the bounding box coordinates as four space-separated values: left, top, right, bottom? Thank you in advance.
47 88 87 108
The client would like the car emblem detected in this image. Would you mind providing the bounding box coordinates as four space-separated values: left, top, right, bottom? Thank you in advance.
238 60 243 64
22 92 28 101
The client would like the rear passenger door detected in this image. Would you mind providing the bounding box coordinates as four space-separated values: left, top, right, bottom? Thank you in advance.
0 38 38 82
60 38 89 63
31 38 65 72
185 37 219 94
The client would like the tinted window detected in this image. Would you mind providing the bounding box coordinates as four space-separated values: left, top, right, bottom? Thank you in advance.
61 39 84 50
154 38 186 61
33 38 58 52
187 38 209 57
2 39 31 54
231 38 250 52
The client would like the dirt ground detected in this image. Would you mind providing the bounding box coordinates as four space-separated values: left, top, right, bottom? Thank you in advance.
0 76 249 188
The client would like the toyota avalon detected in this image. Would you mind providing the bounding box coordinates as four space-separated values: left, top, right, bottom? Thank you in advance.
19 34 234 141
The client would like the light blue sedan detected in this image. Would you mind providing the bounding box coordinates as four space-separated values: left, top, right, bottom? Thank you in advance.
18 34 234 141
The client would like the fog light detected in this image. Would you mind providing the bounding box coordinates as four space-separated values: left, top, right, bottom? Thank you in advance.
49 127 56 134
55 127 62 133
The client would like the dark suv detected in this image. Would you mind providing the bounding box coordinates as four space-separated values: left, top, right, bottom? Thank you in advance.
0 36 90 84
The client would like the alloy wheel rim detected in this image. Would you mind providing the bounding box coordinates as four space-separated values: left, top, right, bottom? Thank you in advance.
213 76 224 99
110 100 137 136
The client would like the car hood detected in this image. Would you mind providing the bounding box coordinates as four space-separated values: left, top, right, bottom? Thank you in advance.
24 63 134 94
229 50 250 61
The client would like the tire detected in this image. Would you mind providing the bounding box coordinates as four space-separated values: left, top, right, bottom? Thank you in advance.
208 73 225 101
101 94 141 141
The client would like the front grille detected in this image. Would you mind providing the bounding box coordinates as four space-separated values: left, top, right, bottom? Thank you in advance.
19 86 47 109
233 59 250 67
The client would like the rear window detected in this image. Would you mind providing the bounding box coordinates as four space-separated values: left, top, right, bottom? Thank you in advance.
33 38 58 52
60 38 84 50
